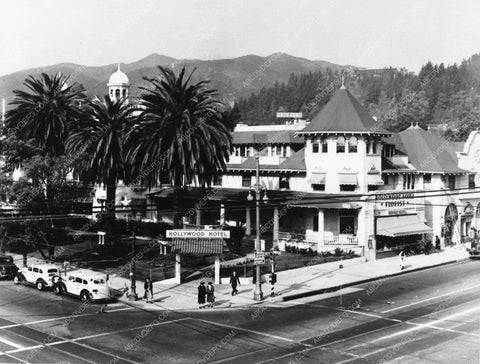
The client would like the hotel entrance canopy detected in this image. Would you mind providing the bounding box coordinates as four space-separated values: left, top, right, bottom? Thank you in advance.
377 214 432 237
171 238 224 254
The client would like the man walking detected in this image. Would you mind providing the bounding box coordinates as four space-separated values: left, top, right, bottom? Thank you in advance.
399 250 406 270
230 271 240 296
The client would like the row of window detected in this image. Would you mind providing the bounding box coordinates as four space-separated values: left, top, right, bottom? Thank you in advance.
312 214 355 234
311 137 378 154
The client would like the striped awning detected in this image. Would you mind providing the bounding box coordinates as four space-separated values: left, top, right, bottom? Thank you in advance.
308 172 326 184
377 214 432 237
367 174 384 185
338 173 358 185
171 238 224 254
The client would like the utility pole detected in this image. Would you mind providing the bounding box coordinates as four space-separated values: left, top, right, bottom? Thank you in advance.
253 153 263 301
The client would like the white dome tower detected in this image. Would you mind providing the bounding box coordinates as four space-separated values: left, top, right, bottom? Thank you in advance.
107 63 130 103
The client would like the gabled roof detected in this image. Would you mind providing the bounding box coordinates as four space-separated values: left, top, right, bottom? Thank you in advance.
386 125 467 173
227 148 306 173
297 87 390 135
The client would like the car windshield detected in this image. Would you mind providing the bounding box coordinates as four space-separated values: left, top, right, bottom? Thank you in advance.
0 258 13 264
48 269 59 275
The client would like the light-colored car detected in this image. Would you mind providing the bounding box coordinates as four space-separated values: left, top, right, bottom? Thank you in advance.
53 269 112 302
13 263 60 290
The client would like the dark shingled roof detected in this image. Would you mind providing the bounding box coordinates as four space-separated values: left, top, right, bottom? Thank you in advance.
227 148 306 172
233 131 303 145
298 88 390 135
386 125 467 173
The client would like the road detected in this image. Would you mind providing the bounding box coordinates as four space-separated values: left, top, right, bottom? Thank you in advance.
0 259 479 363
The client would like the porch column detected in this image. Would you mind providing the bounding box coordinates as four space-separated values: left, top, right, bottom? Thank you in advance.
174 253 181 284
196 208 201 226
214 255 220 284
246 207 252 235
220 204 225 226
318 209 325 248
273 206 279 248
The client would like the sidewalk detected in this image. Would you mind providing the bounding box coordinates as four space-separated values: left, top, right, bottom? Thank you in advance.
113 246 470 311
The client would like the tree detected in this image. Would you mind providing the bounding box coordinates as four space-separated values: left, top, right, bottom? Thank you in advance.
66 96 136 245
125 66 232 227
5 73 87 157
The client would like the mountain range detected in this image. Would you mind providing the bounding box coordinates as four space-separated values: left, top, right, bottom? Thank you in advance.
0 53 356 107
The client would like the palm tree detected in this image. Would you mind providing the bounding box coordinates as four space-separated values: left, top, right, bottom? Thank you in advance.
125 66 232 227
5 72 86 157
66 96 136 245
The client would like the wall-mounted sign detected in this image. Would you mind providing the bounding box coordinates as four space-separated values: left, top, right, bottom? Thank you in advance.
276 112 303 119
375 192 414 208
166 230 230 239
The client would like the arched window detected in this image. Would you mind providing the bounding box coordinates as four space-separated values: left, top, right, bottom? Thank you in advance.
115 89 120 99
122 89 127 98
336 136 345 153
349 137 357 153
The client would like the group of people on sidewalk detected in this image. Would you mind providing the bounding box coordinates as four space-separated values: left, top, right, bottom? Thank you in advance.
197 281 215 309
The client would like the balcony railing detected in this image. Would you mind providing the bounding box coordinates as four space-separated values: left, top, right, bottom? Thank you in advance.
279 231 358 245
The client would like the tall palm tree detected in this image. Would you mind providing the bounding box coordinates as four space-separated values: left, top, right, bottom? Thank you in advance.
125 66 232 227
66 96 136 245
5 72 86 157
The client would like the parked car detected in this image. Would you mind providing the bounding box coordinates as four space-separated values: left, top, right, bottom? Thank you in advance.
0 255 19 279
13 263 60 290
52 269 112 303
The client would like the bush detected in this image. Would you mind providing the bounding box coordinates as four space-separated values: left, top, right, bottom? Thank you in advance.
334 247 344 257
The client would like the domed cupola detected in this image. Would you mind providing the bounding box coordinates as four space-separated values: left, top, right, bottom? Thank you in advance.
107 63 130 102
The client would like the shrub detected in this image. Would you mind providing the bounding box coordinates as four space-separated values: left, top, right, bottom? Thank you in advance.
334 247 344 257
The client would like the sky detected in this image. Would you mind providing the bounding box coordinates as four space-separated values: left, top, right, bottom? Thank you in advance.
1 0 480 76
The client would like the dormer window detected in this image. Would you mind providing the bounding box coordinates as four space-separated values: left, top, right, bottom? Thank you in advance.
349 137 357 153
336 136 345 153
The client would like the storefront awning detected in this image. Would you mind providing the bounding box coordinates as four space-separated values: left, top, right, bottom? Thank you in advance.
338 173 358 185
377 214 432 237
308 172 326 184
367 174 384 185
171 238 224 254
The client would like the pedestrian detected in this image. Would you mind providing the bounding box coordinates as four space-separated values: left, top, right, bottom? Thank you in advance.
197 281 206 309
435 235 441 251
144 277 153 303
399 250 406 270
230 271 240 296
206 282 215 308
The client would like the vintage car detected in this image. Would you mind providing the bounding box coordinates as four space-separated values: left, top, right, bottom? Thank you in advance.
13 263 60 290
52 269 112 302
0 255 19 279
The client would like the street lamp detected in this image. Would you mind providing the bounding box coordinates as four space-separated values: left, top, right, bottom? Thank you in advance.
247 153 269 301
127 214 140 301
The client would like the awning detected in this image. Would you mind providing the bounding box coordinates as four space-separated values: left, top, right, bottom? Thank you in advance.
367 174 384 185
171 238 224 254
377 215 432 237
338 173 358 185
308 172 326 184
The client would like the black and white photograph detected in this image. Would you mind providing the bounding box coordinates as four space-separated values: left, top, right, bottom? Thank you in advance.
1 0 480 363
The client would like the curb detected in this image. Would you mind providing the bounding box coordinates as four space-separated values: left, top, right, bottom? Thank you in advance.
281 256 470 302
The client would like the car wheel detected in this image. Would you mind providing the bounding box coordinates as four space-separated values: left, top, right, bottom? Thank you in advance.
80 291 91 303
51 275 61 285
36 281 45 291
13 275 20 285
54 284 63 295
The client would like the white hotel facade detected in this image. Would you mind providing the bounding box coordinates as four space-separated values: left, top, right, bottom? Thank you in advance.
89 68 480 259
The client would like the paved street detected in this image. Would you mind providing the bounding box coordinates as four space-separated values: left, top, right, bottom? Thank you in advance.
0 259 479 363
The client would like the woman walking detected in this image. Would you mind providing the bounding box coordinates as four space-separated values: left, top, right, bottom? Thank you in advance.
198 281 206 309
206 282 215 308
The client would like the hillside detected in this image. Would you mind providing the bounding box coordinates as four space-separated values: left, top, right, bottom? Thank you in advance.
0 53 355 107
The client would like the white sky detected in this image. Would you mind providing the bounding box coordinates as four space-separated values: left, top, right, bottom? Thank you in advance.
1 0 479 76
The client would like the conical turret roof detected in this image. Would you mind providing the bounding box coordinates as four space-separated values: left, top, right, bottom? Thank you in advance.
298 88 390 135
